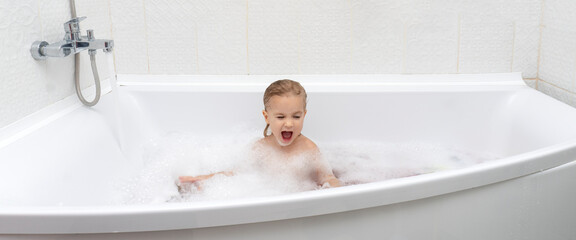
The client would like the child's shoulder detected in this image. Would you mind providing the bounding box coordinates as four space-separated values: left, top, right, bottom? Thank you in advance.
254 136 272 147
297 135 318 152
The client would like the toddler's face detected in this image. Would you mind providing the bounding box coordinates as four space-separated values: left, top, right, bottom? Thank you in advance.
263 94 307 147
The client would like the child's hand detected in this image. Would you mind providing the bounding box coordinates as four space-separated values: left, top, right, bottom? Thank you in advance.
179 175 210 184
177 176 206 193
178 171 233 183
177 171 234 193
323 176 343 188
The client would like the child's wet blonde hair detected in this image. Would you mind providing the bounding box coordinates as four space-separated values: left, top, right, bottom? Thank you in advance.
263 79 307 137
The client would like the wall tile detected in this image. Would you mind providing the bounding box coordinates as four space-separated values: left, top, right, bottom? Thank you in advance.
536 0 576 112
39 0 70 43
0 0 47 127
38 0 75 103
145 0 198 74
248 0 299 74
405 12 459 74
539 27 576 92
417 0 540 77
350 0 403 74
513 25 540 78
298 0 352 74
44 56 75 103
523 79 537 89
194 0 247 75
509 0 541 78
74 0 112 38
538 80 576 108
458 15 515 73
110 0 149 74
543 0 576 32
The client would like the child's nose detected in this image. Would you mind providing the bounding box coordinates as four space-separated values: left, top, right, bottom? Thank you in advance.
285 120 293 128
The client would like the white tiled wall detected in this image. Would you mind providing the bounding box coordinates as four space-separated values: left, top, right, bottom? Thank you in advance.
0 1 66 127
349 1 403 74
2 0 576 128
109 0 542 77
248 0 298 74
539 0 576 107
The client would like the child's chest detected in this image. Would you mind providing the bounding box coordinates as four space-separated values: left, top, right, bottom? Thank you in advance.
255 152 315 179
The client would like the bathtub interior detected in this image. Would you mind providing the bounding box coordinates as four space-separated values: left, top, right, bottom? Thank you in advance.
2 76 576 207
117 86 576 160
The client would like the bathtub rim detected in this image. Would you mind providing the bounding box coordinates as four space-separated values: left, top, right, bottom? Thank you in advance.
0 78 113 150
115 72 527 92
1 138 576 234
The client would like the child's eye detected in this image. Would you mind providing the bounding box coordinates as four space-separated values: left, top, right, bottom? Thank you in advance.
293 116 301 119
277 116 285 119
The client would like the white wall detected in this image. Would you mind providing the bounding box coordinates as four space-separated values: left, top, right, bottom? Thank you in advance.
1 0 575 129
110 0 541 76
539 1 576 107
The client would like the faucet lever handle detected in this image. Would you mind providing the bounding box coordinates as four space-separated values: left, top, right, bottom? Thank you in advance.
64 16 87 25
64 16 87 31
63 16 87 41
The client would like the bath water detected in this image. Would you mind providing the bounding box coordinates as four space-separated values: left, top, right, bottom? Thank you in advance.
116 131 500 204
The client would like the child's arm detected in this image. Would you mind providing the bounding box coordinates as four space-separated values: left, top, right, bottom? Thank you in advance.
300 138 343 188
178 171 234 184
311 150 342 188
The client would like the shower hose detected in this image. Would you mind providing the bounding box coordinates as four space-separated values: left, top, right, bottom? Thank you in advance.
71 0 101 107
74 52 101 106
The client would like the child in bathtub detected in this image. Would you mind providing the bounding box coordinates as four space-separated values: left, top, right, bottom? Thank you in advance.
178 79 342 191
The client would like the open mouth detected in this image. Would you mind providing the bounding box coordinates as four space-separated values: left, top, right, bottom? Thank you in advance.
281 131 293 141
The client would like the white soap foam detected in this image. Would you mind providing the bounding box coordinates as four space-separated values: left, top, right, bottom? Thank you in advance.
321 140 499 185
116 132 500 204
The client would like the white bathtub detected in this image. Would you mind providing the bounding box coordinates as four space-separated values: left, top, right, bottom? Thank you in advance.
1 73 576 239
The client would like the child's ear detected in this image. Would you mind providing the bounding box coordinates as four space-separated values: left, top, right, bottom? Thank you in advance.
262 110 269 124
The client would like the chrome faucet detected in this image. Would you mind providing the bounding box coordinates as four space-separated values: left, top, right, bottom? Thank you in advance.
30 17 114 60
30 16 114 107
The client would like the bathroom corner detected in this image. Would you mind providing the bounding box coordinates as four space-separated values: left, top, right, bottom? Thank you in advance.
0 0 114 129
